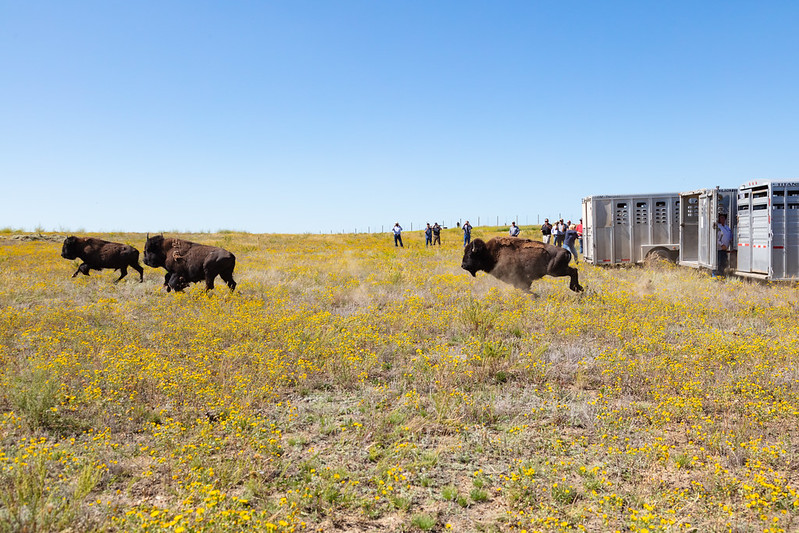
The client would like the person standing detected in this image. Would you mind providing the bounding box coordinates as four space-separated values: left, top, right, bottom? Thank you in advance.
432 222 442 245
392 222 403 247
551 221 561 246
555 220 566 247
541 218 552 244
424 223 433 247
462 220 473 246
563 224 579 263
575 218 584 253
713 213 732 277
509 221 520 237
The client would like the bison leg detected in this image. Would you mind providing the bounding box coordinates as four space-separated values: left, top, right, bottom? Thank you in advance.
547 254 584 293
115 266 128 283
204 274 216 291
567 267 583 293
74 263 91 277
131 262 144 282
164 272 172 292
219 270 236 292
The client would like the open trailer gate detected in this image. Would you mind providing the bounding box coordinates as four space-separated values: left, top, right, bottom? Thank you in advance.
678 188 737 272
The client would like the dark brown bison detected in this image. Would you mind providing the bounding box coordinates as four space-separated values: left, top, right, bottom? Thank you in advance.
61 236 144 282
461 236 583 293
143 235 236 292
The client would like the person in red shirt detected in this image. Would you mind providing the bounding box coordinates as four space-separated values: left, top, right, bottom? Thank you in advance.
575 218 583 254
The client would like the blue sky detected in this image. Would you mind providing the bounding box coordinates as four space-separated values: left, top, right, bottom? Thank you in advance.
2 1 798 234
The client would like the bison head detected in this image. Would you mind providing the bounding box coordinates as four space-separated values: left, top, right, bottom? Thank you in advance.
143 234 167 268
461 238 493 277
61 236 80 259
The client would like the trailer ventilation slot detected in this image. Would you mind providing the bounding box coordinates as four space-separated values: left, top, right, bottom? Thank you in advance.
615 203 629 225
635 202 648 225
654 201 670 224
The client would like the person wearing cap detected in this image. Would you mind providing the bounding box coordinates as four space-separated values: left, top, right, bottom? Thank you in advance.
713 213 732 277
432 222 442 245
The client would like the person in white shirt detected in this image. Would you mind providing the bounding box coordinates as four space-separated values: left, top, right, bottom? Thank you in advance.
509 222 520 237
392 223 403 247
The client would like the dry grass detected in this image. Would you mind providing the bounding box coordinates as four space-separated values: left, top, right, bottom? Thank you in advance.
1 228 798 532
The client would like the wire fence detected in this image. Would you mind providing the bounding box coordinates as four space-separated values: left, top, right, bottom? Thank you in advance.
328 213 577 234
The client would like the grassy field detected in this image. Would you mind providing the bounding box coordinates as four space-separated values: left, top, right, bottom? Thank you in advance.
1 227 798 532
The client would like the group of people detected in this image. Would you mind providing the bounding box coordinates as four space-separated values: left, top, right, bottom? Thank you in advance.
393 212 734 276
392 218 585 263
392 221 446 247
541 218 583 263
393 221 477 247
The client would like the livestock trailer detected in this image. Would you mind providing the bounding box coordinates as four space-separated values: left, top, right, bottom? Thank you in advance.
582 193 681 265
678 188 738 272
735 180 799 281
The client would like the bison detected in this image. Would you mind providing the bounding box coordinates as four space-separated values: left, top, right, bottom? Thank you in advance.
461 236 583 293
143 235 236 292
61 236 144 282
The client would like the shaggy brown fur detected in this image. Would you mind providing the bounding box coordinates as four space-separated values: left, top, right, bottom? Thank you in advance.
61 236 144 282
461 236 582 293
143 235 236 292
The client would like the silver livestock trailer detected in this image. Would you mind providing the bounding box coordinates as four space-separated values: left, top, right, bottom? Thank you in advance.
735 180 799 281
582 193 681 265
678 188 737 272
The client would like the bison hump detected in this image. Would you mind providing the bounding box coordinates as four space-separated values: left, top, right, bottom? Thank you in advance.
491 236 543 250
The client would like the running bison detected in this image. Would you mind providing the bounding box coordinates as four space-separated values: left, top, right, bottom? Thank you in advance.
61 236 144 282
461 236 583 293
143 235 237 292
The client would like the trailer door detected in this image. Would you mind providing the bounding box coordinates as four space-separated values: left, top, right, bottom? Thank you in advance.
698 192 715 269
751 186 771 274
737 190 752 272
680 194 699 265
614 200 632 263
770 184 799 280
593 198 615 263
582 199 594 263
788 187 799 279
